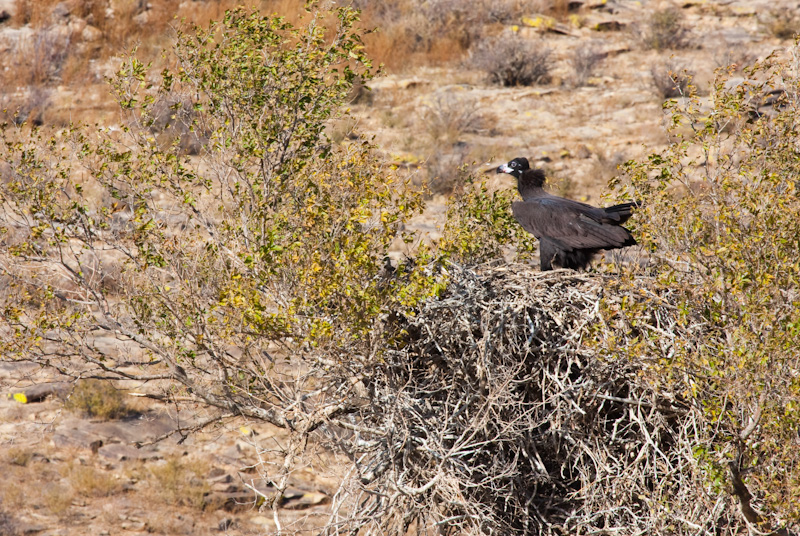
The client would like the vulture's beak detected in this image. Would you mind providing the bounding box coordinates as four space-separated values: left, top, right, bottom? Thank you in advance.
496 164 513 174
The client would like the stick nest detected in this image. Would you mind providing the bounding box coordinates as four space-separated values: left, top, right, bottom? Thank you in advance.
331 263 742 535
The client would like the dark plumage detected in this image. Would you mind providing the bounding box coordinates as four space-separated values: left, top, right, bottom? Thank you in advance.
496 157 638 271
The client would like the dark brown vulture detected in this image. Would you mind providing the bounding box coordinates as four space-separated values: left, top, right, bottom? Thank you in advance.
496 157 638 271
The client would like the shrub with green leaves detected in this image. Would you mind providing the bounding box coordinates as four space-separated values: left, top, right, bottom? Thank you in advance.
0 5 436 441
440 174 537 264
611 49 800 529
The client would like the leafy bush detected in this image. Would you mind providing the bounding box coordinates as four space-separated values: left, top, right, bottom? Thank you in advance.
469 32 552 86
440 175 538 264
0 6 437 529
611 50 800 529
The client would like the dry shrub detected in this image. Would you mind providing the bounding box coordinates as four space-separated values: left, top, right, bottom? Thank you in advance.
469 32 552 86
43 484 75 518
323 264 743 535
417 95 486 194
762 10 800 40
571 41 605 86
68 463 122 497
148 456 210 509
358 0 525 69
12 0 64 27
13 27 72 85
651 60 693 99
0 26 72 123
3 447 34 467
423 145 471 195
421 94 485 144
0 508 20 536
65 379 131 419
640 6 691 50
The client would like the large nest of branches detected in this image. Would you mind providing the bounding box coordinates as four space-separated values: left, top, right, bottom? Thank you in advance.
325 264 744 535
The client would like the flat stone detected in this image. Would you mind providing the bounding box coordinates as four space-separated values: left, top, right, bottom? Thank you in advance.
249 515 273 527
205 491 260 512
97 443 161 461
11 382 71 403
280 489 330 510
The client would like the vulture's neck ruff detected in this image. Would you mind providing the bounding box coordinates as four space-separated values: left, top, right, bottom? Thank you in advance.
517 169 547 200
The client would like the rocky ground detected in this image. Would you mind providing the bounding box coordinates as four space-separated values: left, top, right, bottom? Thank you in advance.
1 0 798 533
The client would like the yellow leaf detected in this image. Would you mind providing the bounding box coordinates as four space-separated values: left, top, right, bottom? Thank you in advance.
13 393 27 404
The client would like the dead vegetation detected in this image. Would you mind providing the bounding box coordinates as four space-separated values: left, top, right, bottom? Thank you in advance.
314 263 744 535
469 32 553 87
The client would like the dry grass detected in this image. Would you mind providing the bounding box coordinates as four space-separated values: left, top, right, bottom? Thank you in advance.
65 379 131 419
43 484 75 518
3 446 34 467
67 463 123 497
651 59 693 99
12 0 64 27
148 455 210 509
469 32 553 86
639 6 692 50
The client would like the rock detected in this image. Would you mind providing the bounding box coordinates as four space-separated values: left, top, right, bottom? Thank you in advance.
0 360 38 378
52 427 98 449
133 11 149 26
68 17 87 35
89 439 104 454
120 520 146 531
208 467 228 479
13 521 47 534
10 382 71 404
205 490 260 512
575 144 592 159
97 443 162 461
594 20 626 31
0 0 14 21
280 489 330 510
86 412 181 444
81 24 103 43
51 2 71 20
249 515 273 527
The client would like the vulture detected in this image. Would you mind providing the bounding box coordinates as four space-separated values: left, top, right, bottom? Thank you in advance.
496 157 638 271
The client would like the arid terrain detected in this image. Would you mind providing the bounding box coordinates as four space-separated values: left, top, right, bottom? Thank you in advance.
1 0 798 534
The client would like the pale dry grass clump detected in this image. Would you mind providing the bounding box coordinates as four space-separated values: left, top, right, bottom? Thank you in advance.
640 6 692 50
148 456 210 509
66 463 122 498
651 59 693 99
469 32 553 86
65 379 131 419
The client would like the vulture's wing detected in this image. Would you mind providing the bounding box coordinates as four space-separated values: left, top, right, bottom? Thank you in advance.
512 197 636 251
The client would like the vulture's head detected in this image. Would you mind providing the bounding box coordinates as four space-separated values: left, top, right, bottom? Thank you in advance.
496 157 530 179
